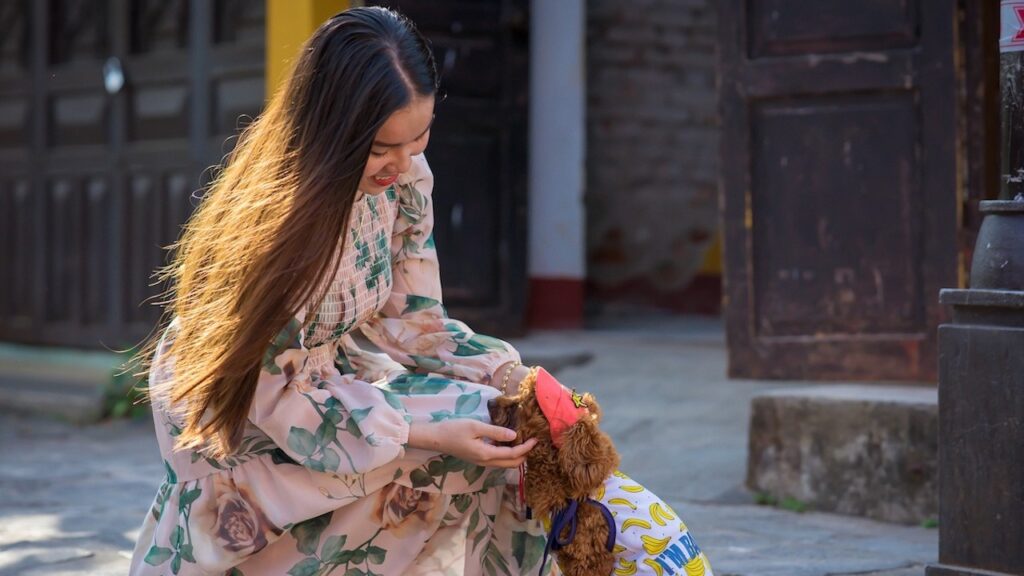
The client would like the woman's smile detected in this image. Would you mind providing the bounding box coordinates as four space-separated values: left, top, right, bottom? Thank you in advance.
373 173 399 187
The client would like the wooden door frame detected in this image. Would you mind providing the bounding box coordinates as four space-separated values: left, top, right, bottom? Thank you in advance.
719 0 995 382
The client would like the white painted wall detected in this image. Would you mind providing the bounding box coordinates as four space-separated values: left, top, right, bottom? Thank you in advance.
528 0 586 280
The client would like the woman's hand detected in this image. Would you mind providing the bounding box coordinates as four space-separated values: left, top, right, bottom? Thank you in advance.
408 420 536 468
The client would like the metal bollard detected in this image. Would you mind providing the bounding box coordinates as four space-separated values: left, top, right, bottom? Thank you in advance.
927 199 1024 576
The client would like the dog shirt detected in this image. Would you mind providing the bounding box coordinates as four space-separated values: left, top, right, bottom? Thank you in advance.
534 369 715 576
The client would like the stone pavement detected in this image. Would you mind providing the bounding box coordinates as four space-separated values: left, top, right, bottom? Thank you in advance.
0 316 937 575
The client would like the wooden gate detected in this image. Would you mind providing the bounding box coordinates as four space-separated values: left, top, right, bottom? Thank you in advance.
0 0 265 349
366 0 530 334
719 0 963 381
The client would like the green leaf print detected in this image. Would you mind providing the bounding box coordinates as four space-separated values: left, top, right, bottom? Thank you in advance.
400 182 428 218
427 459 445 477
170 525 183 548
178 543 195 563
424 233 436 249
324 406 343 423
402 294 440 315
453 343 488 357
345 416 363 439
288 427 318 457
178 487 201 509
410 354 447 373
455 391 482 415
171 553 182 574
430 409 453 422
463 463 485 485
367 545 387 565
350 548 368 564
484 542 512 576
469 334 509 351
263 317 303 375
144 545 173 566
388 374 450 395
345 568 367 576
321 447 341 471
227 569 245 576
350 406 373 423
164 459 177 484
287 557 321 576
410 468 433 489
381 389 404 411
315 421 337 446
292 511 332 555
511 531 544 572
442 455 467 473
355 238 371 269
322 534 347 563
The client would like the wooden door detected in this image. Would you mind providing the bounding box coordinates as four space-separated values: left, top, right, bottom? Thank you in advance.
719 0 960 381
0 0 264 349
365 0 530 334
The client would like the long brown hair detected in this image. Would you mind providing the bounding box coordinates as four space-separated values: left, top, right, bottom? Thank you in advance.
137 7 438 458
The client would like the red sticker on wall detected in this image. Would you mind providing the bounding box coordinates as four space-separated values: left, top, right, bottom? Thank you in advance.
1002 1 1024 53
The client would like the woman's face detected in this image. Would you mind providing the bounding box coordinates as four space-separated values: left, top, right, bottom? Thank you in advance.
361 94 435 194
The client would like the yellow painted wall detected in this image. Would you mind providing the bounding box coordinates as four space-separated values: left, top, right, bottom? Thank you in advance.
265 0 351 97
699 234 722 276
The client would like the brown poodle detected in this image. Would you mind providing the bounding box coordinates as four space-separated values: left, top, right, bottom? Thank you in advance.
488 367 620 576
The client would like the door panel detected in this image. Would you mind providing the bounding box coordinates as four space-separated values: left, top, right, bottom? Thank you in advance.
720 0 958 380
0 0 264 349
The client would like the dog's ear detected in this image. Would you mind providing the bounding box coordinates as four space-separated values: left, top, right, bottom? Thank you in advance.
579 392 602 422
556 415 620 497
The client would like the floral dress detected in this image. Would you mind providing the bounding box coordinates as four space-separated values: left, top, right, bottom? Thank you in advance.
130 154 552 576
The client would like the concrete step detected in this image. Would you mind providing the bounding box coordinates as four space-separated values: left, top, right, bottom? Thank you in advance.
747 384 937 525
0 344 127 423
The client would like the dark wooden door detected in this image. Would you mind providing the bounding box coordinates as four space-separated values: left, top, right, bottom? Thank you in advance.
0 0 264 350
366 0 529 334
719 1 960 381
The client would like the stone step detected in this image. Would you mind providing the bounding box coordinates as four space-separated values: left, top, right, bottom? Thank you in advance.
0 344 126 423
747 384 937 525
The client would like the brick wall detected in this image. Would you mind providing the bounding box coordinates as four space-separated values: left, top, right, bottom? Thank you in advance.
586 0 719 305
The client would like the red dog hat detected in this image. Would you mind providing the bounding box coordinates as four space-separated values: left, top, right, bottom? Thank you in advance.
534 367 589 447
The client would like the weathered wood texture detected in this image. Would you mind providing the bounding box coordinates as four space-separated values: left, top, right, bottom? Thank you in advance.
719 0 970 381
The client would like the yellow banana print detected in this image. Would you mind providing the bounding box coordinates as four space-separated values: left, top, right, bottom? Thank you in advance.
614 558 637 576
649 502 677 526
593 484 606 501
608 497 638 510
641 534 672 556
684 556 707 576
620 484 645 493
620 518 652 532
679 520 689 532
644 558 665 576
613 470 629 479
613 544 627 555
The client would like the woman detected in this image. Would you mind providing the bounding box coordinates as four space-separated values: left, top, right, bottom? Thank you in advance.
129 7 547 575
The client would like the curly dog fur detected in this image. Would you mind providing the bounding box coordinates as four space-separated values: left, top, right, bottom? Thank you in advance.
488 370 620 576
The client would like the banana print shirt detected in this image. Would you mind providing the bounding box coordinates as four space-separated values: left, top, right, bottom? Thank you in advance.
130 154 553 576
593 471 714 576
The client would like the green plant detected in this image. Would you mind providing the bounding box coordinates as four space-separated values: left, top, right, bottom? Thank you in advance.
102 352 151 420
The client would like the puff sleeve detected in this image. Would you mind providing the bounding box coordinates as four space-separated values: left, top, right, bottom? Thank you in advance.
248 311 412 475
359 154 521 386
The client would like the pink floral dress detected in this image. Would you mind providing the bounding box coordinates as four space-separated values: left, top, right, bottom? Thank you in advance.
129 154 552 576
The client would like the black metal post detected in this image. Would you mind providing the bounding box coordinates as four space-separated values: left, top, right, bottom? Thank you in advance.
927 200 1024 575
